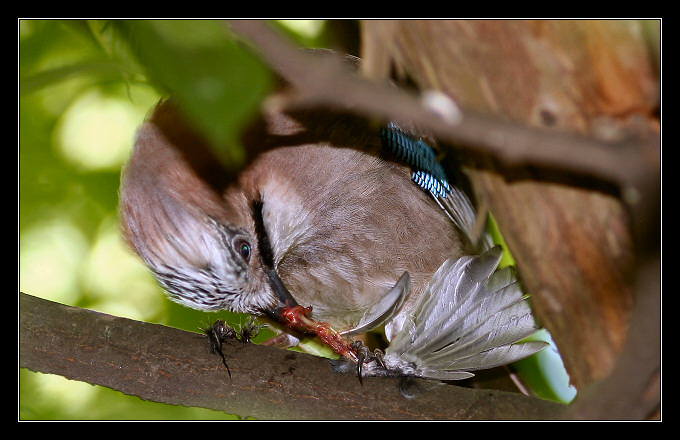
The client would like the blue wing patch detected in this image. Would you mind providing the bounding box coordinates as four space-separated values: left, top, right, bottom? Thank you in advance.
379 122 452 198
379 122 491 251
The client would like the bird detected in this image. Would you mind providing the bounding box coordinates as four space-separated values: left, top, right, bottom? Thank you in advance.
119 90 546 384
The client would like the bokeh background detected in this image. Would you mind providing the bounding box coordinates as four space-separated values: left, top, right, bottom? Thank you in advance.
19 19 575 420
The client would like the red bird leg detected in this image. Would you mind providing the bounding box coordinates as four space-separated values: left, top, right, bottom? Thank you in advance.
279 305 359 363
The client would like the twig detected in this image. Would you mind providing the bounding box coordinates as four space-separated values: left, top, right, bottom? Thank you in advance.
226 20 659 204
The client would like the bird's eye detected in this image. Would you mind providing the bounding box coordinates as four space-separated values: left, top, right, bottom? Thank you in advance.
235 239 251 262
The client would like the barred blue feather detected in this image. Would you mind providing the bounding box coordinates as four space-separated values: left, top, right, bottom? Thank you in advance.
379 122 451 197
379 122 492 251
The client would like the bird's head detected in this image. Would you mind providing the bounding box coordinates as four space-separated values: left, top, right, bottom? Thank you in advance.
118 100 300 322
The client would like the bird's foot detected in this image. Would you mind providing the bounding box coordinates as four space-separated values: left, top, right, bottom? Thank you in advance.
351 340 386 384
237 316 266 344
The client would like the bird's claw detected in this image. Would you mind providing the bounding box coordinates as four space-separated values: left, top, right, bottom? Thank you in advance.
351 340 385 385
237 316 266 344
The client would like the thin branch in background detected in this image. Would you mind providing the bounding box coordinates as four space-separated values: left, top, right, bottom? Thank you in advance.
226 20 659 208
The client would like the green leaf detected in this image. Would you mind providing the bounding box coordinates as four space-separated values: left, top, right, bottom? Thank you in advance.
112 20 273 170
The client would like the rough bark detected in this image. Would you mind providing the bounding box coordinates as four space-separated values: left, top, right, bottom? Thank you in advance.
19 292 565 420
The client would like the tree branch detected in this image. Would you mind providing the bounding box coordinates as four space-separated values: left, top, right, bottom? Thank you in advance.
226 20 658 206
19 292 565 420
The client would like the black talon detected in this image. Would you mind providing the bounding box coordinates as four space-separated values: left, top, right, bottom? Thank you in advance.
351 341 366 385
357 353 365 386
373 348 386 370
351 341 386 385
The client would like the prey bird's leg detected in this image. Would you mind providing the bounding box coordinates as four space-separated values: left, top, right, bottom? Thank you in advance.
277 272 411 382
203 319 239 377
278 308 390 384
279 305 360 363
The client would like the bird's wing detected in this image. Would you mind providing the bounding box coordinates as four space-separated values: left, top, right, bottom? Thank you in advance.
374 246 547 380
340 272 410 336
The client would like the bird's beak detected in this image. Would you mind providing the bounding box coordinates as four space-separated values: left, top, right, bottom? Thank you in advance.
263 268 301 323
